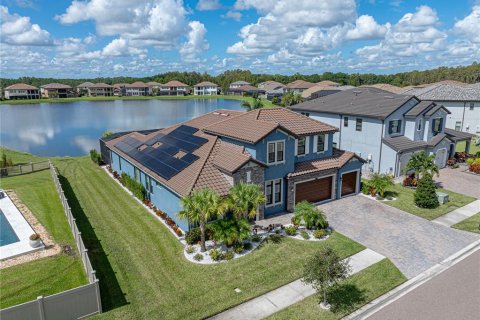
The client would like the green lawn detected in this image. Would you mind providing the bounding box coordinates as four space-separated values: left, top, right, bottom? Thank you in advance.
456 140 480 155
49 156 364 319
0 94 276 107
453 213 480 234
0 166 86 308
266 259 406 320
383 183 475 220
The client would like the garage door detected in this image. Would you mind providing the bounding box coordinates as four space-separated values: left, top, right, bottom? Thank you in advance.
295 176 333 204
341 171 357 197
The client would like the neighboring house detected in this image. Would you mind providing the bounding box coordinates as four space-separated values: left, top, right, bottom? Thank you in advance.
301 85 355 100
125 82 150 96
316 80 340 87
159 80 189 96
87 83 114 97
40 83 73 98
102 108 364 231
4 83 40 100
291 87 474 177
146 82 163 96
401 84 480 135
228 84 265 96
285 80 316 94
258 81 286 100
360 83 404 94
113 83 128 96
229 81 251 90
193 81 218 95
76 82 94 95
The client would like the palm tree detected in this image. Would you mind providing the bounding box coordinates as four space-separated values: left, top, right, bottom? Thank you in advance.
406 152 439 179
226 182 266 220
369 173 394 198
211 217 251 248
292 201 328 230
242 97 263 111
178 188 225 252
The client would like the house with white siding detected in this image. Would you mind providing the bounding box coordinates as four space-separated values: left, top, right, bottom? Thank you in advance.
291 87 475 177
159 81 189 96
193 81 218 95
125 82 150 96
4 83 40 100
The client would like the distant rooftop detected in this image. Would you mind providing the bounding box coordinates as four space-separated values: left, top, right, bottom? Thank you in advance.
286 79 316 89
401 83 480 101
5 83 38 90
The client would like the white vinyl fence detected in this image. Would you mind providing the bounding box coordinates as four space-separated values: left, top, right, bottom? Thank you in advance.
0 161 102 320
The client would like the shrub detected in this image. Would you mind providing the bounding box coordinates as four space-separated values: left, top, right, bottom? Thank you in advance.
466 158 474 166
89 149 102 165
224 251 235 260
121 172 146 200
285 226 297 236
292 201 329 230
376 195 384 201
243 242 253 251
369 173 394 197
470 162 480 174
193 253 203 261
414 174 439 208
267 233 282 243
300 231 310 240
250 234 262 242
313 229 326 239
185 226 213 245
386 195 393 200
232 242 244 254
175 228 183 237
210 248 224 261
185 246 195 254
361 181 370 195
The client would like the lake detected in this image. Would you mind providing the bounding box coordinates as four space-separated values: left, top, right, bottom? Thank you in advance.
0 99 244 157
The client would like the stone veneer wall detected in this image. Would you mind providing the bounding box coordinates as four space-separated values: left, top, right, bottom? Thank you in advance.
232 161 266 219
286 168 337 212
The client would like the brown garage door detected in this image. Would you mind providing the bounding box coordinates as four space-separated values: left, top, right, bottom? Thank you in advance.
295 176 333 204
341 171 357 197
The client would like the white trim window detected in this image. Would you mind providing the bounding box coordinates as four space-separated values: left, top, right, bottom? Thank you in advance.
388 119 402 134
295 137 309 156
313 134 328 153
265 179 282 206
267 140 285 164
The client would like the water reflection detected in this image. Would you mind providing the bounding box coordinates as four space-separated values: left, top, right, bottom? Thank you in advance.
0 99 243 156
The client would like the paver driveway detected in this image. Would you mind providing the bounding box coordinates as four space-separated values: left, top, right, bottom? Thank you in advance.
318 195 479 279
434 166 480 199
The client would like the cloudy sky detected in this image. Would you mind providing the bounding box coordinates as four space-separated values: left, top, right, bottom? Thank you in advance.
1 0 479 78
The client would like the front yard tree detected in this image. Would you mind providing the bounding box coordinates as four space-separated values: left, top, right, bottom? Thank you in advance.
227 182 266 220
179 188 225 252
303 246 350 309
414 173 439 208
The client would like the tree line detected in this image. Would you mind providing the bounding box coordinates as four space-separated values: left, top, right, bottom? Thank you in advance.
1 62 479 93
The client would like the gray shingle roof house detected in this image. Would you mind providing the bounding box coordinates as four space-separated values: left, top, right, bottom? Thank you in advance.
103 108 364 231
401 83 480 134
291 87 474 177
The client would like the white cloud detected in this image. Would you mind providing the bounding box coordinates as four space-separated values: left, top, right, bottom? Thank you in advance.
453 5 480 43
224 11 242 21
180 21 209 62
346 15 389 40
0 5 52 46
102 38 147 57
196 0 221 11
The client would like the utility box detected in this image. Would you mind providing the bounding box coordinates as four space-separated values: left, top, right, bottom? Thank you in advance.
436 192 449 205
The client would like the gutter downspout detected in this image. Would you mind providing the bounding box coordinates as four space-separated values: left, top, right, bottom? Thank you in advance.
461 102 466 131
338 115 342 149
394 152 399 177
378 120 385 173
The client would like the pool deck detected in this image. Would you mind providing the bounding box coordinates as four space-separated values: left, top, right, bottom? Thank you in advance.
0 193 44 260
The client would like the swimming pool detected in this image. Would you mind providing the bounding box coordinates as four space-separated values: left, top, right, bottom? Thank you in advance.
0 209 19 246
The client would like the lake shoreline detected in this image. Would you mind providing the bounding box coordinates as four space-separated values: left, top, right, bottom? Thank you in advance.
0 94 275 107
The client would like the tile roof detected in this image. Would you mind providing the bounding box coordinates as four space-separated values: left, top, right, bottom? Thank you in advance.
76 82 95 88
401 84 480 101
427 133 450 147
5 83 38 90
301 84 341 99
204 108 338 144
40 83 72 89
146 81 163 87
360 83 404 94
404 101 436 117
444 128 476 142
424 104 451 116
126 81 149 88
291 87 416 119
212 140 266 173
288 149 365 178
89 83 113 88
231 81 250 86
316 80 340 87
234 84 265 92
259 81 286 91
163 80 189 87
194 81 218 87
382 136 427 152
286 80 316 89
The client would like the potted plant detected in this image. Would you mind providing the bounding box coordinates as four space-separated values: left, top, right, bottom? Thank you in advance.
29 233 41 247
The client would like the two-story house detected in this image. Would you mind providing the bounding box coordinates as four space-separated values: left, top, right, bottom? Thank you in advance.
285 80 316 94
87 83 114 97
4 83 40 100
159 81 189 96
40 83 73 98
193 81 218 95
101 108 364 231
125 82 150 96
291 88 475 177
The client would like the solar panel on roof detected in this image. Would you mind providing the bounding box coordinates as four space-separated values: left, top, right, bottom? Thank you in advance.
174 125 198 135
181 153 198 164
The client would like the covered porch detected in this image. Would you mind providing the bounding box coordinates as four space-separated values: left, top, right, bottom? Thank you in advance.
444 128 477 158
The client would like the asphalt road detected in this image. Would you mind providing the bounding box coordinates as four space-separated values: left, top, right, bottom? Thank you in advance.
367 249 480 320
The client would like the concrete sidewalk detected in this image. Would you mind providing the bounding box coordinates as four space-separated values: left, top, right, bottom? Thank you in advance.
209 249 385 320
433 200 480 227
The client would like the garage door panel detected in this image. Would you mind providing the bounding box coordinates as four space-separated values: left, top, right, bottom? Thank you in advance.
341 171 357 197
295 176 332 204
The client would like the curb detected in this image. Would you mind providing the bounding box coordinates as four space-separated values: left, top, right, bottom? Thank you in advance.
346 239 480 319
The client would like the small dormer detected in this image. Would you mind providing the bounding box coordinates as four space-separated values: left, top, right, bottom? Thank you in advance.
423 105 451 141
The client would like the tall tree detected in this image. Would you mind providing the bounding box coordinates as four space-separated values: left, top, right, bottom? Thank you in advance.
178 188 225 252
227 182 266 220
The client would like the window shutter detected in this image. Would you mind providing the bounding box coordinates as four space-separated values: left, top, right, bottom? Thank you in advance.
388 121 392 134
305 136 310 154
313 135 318 153
294 139 298 156
324 134 328 152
